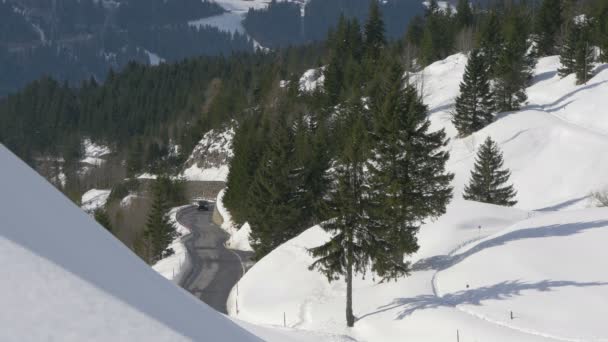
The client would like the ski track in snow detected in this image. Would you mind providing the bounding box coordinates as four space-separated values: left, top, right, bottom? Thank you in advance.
430 215 583 342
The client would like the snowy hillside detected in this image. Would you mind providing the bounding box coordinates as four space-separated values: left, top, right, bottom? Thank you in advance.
229 54 608 341
0 145 262 341
2 144 357 342
180 126 234 182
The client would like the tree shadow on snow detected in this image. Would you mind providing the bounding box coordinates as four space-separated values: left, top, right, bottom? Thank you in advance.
412 220 608 272
359 279 608 321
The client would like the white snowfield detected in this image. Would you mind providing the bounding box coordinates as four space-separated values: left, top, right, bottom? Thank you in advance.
230 54 608 341
0 145 354 342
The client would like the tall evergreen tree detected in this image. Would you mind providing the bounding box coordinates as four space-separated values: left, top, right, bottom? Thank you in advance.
247 115 303 260
291 116 331 227
559 18 595 84
453 49 495 137
493 11 535 112
574 19 595 85
463 137 517 206
364 0 386 61
143 175 178 264
456 0 473 29
559 19 578 77
309 99 370 328
479 11 503 75
535 0 563 56
94 207 114 233
366 62 453 278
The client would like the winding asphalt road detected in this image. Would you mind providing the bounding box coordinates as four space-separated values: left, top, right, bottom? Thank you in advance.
177 205 252 314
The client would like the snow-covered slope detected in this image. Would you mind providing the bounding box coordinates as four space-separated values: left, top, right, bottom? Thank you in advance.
423 54 608 210
180 126 234 182
0 144 261 341
81 188 111 213
230 54 608 341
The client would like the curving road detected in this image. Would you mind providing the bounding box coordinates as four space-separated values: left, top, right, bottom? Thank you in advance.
177 205 252 314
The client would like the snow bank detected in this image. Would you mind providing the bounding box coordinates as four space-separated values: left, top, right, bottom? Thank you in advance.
216 189 253 252
0 145 262 341
152 206 192 285
81 189 111 213
182 164 230 182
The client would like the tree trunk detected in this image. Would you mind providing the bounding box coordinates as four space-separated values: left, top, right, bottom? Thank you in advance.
346 242 355 327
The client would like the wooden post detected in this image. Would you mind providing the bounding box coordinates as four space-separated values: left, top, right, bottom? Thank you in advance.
457 329 460 342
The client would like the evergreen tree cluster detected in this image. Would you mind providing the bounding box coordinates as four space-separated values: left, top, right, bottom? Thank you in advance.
0 45 323 180
139 175 183 264
242 0 425 48
0 0 252 97
226 7 454 327
559 16 595 84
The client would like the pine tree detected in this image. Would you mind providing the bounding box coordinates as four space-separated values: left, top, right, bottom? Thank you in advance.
364 0 386 61
598 6 608 63
366 62 453 278
143 175 178 264
94 207 114 233
559 19 578 76
559 18 595 84
453 49 495 137
291 115 331 227
574 19 595 85
311 65 453 327
535 0 563 56
479 11 503 75
456 0 473 29
493 11 535 112
463 137 517 206
309 99 370 328
247 115 303 260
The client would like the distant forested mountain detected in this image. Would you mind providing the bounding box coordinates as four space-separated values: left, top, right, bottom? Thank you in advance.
0 0 252 97
243 0 426 48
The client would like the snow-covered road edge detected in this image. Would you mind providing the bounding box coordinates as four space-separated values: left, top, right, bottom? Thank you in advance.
216 189 253 252
152 205 193 285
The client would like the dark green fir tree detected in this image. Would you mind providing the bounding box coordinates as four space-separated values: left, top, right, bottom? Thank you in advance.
535 0 563 56
479 11 503 75
309 99 370 328
364 0 386 61
247 115 302 260
366 62 453 278
493 12 535 112
559 18 595 84
456 0 473 29
558 19 578 77
94 207 114 233
453 48 495 137
463 137 517 206
574 20 595 85
143 175 178 264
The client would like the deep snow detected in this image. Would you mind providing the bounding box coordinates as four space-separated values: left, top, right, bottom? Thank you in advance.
229 54 608 341
0 145 261 342
1 144 347 341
